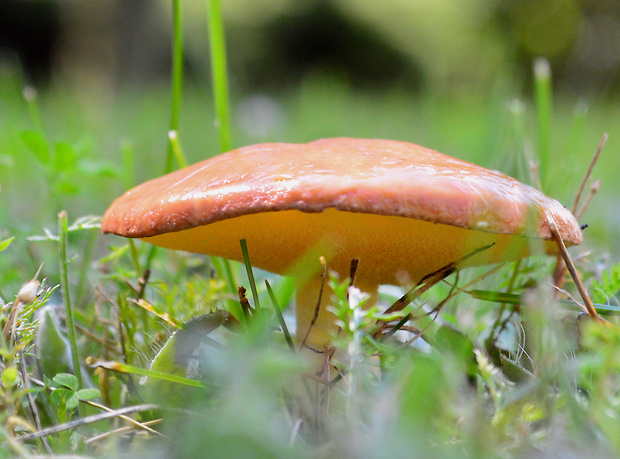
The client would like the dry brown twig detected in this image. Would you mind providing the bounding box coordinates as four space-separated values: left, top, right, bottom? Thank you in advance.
553 133 607 288
85 419 163 445
373 244 495 339
299 256 328 352
572 133 608 215
14 404 158 443
547 212 600 322
81 398 164 438
576 180 601 221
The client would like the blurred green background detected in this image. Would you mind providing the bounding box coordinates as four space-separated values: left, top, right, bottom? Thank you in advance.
0 0 618 285
1 3 620 456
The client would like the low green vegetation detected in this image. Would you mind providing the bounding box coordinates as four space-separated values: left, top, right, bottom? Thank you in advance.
0 6 619 458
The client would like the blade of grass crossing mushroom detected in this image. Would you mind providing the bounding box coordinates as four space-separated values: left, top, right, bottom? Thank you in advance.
553 133 606 287
240 239 261 309
165 0 184 174
547 212 600 321
207 0 232 153
381 243 494 317
349 258 360 288
436 265 503 309
485 259 523 346
381 313 413 339
203 4 234 343
266 280 295 352
381 264 503 339
168 130 187 170
398 280 459 348
372 266 453 338
299 256 328 352
190 3 242 349
375 247 499 338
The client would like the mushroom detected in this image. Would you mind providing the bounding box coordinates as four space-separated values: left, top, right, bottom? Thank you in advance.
101 138 582 351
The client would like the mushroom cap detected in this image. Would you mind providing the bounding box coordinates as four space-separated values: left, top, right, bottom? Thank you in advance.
102 138 582 284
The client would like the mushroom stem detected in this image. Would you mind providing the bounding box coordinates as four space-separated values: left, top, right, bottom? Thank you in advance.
295 276 379 352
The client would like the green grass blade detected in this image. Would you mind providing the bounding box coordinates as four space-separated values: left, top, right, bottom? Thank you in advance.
240 239 260 309
204 0 236 315
168 130 187 169
469 289 620 314
265 280 295 351
88 359 205 388
166 0 185 173
534 57 552 187
207 0 232 153
57 211 83 415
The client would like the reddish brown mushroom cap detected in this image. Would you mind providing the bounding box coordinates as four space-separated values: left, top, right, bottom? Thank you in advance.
102 137 581 244
102 138 583 347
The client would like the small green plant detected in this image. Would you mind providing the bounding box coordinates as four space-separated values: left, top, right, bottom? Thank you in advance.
19 88 118 208
48 373 100 421
591 262 620 305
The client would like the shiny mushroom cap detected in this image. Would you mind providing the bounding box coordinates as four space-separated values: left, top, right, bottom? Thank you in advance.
103 138 584 348
102 138 581 288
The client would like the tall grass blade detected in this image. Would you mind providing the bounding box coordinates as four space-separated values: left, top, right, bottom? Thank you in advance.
168 130 187 169
207 0 232 153
166 0 185 173
266 280 295 351
534 57 552 187
240 239 260 309
58 211 83 416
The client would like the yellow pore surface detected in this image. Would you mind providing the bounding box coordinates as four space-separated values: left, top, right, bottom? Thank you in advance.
142 208 553 284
